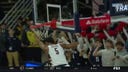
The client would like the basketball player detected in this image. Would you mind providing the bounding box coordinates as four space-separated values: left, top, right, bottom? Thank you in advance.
32 29 78 68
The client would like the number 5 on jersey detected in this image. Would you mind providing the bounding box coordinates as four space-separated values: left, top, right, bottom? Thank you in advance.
54 48 59 54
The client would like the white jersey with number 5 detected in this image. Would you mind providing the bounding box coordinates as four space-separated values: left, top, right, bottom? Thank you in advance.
48 44 69 66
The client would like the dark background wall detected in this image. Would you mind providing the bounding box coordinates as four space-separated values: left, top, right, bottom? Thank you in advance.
0 7 5 21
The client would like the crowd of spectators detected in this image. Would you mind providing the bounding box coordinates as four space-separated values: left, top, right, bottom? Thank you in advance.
0 17 128 70
0 17 41 69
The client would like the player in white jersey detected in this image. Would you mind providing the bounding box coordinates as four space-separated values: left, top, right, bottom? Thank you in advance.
32 29 78 68
48 43 68 66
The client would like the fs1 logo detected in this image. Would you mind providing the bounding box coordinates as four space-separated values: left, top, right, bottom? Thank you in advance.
113 67 120 70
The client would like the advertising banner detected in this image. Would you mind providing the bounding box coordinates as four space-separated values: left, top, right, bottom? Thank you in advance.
110 0 128 16
62 14 111 27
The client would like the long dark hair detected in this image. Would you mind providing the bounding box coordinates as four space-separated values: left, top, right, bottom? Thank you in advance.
43 37 55 44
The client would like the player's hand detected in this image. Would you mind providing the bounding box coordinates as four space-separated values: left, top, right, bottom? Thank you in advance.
75 33 81 37
97 43 102 48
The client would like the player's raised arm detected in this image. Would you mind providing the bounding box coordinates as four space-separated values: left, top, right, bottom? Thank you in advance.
60 42 78 49
52 30 57 43
103 30 115 43
31 29 48 51
93 43 102 56
123 27 128 39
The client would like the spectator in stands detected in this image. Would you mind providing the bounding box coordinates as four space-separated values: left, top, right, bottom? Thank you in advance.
80 42 90 67
0 27 6 66
65 50 72 65
16 19 24 40
24 20 41 62
125 40 128 52
22 19 30 31
76 37 90 67
88 39 103 67
6 29 21 69
70 49 82 67
19 19 29 62
1 23 8 37
93 40 115 67
114 41 128 66
21 19 30 47
70 35 86 67
0 24 8 66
